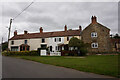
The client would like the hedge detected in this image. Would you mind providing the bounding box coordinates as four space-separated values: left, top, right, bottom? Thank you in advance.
2 50 39 56
61 50 86 56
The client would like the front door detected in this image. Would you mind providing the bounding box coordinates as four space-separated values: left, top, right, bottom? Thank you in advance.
50 46 52 52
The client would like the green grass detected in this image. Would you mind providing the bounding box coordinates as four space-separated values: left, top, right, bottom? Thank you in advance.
15 55 119 77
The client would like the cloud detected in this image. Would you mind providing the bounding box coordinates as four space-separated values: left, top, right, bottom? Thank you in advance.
0 2 118 43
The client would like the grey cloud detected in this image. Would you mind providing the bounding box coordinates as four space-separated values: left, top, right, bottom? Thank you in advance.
0 2 118 43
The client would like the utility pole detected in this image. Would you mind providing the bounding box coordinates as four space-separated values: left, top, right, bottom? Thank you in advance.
1 37 3 52
7 19 12 51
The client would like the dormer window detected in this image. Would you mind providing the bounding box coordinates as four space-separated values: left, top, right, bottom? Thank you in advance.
91 32 97 37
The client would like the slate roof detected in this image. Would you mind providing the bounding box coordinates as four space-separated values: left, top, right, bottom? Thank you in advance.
9 29 81 40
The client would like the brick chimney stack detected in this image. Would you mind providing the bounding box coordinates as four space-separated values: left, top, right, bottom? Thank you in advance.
24 30 28 34
64 25 67 31
40 27 43 33
91 16 97 24
14 30 17 36
79 25 82 31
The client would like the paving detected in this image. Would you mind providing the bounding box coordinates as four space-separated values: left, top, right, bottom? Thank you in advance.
2 56 114 78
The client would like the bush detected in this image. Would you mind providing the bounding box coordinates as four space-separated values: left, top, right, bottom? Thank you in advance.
80 48 88 56
2 50 39 56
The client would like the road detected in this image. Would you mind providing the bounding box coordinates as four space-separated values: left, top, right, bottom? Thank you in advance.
0 52 2 79
2 56 114 78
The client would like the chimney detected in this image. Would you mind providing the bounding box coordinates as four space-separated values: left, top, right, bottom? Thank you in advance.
24 30 28 34
91 16 97 24
79 25 82 31
64 25 67 31
14 30 17 36
40 27 43 33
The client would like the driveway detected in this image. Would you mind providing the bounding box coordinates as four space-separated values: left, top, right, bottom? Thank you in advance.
2 56 114 78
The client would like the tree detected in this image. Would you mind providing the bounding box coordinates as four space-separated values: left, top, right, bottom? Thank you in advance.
113 34 120 39
2 42 8 51
68 37 88 56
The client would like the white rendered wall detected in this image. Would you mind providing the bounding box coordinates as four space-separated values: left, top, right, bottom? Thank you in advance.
29 38 41 51
9 39 29 51
9 38 49 51
48 37 64 52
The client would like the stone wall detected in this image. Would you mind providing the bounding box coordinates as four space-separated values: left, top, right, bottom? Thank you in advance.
81 23 112 52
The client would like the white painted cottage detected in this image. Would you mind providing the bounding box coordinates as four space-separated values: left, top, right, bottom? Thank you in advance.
9 25 81 53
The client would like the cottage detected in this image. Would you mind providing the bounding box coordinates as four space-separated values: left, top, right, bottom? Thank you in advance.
81 16 112 52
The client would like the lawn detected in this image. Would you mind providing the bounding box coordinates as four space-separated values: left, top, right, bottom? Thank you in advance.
15 55 119 77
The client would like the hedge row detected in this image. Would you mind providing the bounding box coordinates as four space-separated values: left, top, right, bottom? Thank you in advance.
61 50 87 56
2 50 39 56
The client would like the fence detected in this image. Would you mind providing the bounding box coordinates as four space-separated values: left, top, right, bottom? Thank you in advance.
50 52 61 56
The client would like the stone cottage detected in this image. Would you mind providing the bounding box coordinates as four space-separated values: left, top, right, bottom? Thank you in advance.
81 16 112 52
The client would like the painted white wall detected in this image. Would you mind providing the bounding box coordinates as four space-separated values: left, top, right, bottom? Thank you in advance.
29 38 41 50
9 38 41 51
48 37 64 52
9 39 28 51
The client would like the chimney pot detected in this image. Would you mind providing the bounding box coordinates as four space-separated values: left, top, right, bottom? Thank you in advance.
40 27 43 33
91 16 97 24
79 25 82 31
14 30 17 36
64 25 67 31
24 30 28 34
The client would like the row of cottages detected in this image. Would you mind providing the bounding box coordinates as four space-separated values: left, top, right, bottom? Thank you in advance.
9 16 112 53
9 25 81 52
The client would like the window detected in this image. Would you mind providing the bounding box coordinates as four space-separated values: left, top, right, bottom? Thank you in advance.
56 46 58 50
54 38 56 42
11 41 14 45
67 36 72 41
54 38 61 42
50 46 52 52
91 43 98 48
91 32 97 37
11 46 18 51
67 37 69 41
55 46 60 51
24 40 27 44
42 38 45 43
41 44 47 48
59 38 61 42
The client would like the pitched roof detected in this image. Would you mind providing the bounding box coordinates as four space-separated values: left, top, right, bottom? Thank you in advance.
9 29 81 40
110 38 120 43
82 22 110 32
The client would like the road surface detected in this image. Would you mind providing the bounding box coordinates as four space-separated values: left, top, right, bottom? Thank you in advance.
2 56 114 78
0 52 2 79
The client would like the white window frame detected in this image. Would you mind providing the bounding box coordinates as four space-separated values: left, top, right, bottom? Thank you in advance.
91 43 98 48
54 37 61 42
91 32 97 37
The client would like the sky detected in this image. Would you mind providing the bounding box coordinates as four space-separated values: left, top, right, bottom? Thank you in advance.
0 0 119 43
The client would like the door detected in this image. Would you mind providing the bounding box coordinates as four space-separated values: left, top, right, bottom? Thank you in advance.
50 46 52 52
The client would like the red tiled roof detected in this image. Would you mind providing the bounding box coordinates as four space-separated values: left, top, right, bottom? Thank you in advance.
9 29 81 40
110 38 120 43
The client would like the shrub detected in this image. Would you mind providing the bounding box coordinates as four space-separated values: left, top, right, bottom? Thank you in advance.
2 50 39 56
80 48 88 56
